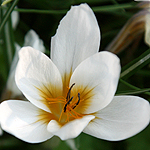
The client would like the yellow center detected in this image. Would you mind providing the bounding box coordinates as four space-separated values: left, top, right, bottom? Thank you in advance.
37 78 94 126
46 83 85 124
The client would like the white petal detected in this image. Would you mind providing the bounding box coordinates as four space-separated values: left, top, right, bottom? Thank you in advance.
51 4 100 77
24 30 45 53
70 51 120 114
83 96 150 141
11 7 19 29
47 115 95 140
15 47 62 112
0 100 53 143
47 120 61 133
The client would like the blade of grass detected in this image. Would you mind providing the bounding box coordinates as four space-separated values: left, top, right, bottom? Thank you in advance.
3 16 15 67
116 88 150 96
119 79 150 96
11 7 67 14
136 70 150 77
0 0 16 78
0 0 9 78
111 0 126 12
121 48 150 79
0 0 19 32
93 2 136 12
0 2 136 15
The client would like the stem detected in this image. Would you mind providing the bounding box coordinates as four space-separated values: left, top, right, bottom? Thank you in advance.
119 79 150 96
0 2 135 15
0 0 19 32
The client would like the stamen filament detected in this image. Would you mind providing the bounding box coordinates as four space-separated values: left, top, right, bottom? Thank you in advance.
67 105 82 118
59 109 64 122
48 101 64 104
46 83 83 124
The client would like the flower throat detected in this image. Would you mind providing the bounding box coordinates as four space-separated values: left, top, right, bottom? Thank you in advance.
59 83 82 122
46 83 83 124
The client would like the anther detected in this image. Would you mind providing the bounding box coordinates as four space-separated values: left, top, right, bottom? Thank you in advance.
72 93 80 109
66 83 75 101
64 96 74 112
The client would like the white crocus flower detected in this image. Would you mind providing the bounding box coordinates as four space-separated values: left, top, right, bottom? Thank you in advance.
0 4 150 143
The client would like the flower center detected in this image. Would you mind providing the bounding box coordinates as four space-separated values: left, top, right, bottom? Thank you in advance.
46 83 84 124
64 83 80 112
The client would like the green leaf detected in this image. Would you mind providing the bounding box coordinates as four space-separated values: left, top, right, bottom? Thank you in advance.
93 2 136 12
9 7 67 14
116 88 150 96
121 48 150 79
136 70 150 77
119 79 150 96
0 0 19 32
0 2 136 15
0 0 16 80
3 14 15 67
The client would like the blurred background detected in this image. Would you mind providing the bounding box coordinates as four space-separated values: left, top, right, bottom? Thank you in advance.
0 0 150 149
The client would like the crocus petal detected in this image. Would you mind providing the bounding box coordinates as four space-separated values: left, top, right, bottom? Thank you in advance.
15 47 62 112
0 100 53 143
83 96 150 141
24 30 45 53
47 115 95 140
11 7 19 29
70 51 120 114
51 3 100 78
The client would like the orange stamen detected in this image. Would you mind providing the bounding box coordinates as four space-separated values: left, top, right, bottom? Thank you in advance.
45 83 83 123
